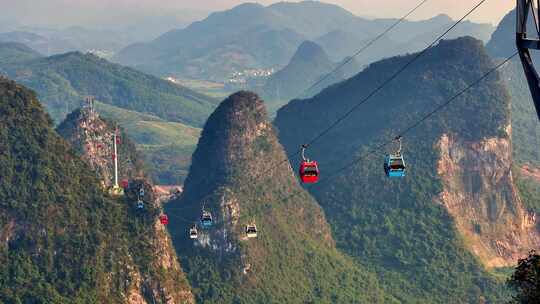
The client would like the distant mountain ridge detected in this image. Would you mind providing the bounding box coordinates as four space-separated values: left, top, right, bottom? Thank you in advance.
259 41 339 104
0 41 41 65
253 40 364 112
114 1 494 81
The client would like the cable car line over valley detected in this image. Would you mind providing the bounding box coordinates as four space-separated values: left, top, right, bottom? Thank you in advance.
167 50 518 241
173 0 491 211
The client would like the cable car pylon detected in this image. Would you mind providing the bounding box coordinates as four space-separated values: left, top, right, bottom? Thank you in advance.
109 127 124 196
517 0 540 120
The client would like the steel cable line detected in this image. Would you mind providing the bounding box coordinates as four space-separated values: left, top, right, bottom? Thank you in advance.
238 0 491 188
303 0 489 148
297 0 429 99
179 51 517 234
171 0 431 207
164 0 491 231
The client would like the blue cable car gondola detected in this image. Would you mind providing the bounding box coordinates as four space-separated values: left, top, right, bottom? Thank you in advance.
136 199 144 210
384 136 406 178
201 210 213 228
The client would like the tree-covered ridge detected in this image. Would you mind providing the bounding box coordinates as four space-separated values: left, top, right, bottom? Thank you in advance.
167 91 393 303
274 37 512 302
0 42 42 65
0 77 193 303
0 51 217 126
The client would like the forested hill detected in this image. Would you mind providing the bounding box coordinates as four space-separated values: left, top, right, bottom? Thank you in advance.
274 37 517 302
166 91 393 303
259 40 342 105
0 42 41 65
0 77 194 303
0 49 217 126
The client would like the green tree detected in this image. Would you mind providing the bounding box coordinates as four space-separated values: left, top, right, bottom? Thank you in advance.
509 251 540 304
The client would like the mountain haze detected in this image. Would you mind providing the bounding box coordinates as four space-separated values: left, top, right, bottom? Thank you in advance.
0 42 41 65
114 1 494 81
260 41 340 105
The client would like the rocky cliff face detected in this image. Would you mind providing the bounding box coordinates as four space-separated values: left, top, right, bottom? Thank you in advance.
57 104 143 189
168 91 389 303
437 131 540 267
57 106 194 304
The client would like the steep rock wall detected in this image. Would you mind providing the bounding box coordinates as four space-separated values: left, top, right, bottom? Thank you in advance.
437 133 540 267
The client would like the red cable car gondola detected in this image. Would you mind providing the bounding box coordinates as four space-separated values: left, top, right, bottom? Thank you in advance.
159 214 169 225
120 179 129 189
299 144 319 183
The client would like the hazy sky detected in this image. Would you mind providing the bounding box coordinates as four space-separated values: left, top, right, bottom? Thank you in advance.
0 0 514 29
182 0 514 24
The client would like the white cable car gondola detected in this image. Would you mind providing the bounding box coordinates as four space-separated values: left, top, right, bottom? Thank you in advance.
189 225 198 239
245 222 258 238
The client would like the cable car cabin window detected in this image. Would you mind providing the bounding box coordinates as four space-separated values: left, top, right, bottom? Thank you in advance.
389 158 405 170
303 166 319 176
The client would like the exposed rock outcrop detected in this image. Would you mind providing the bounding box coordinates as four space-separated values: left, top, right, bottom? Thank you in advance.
58 105 194 304
437 133 540 267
